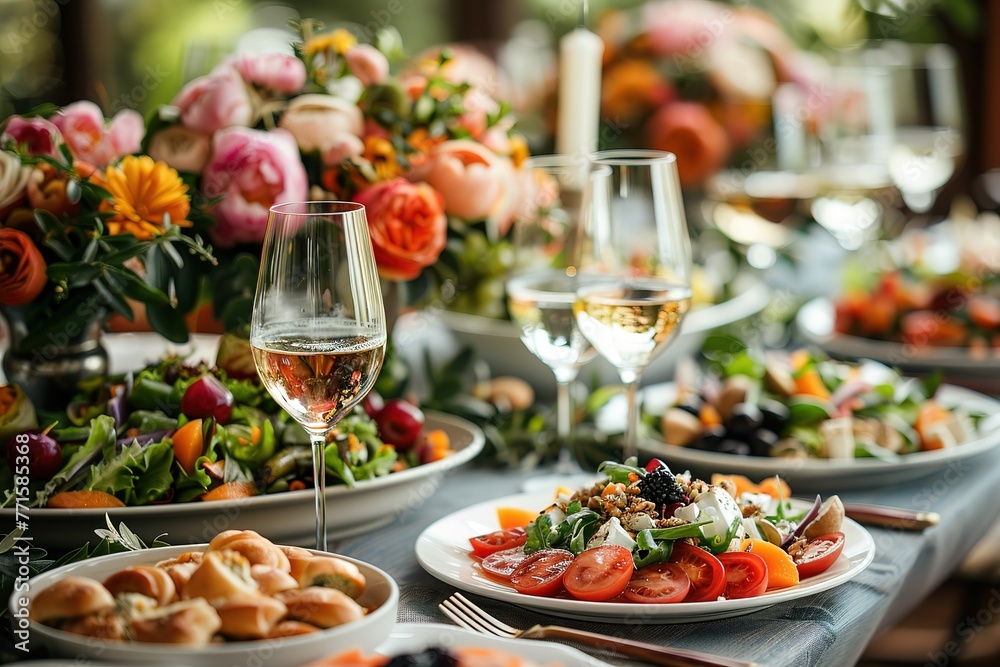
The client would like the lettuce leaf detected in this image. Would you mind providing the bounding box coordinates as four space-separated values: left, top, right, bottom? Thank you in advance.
133 439 175 504
34 415 116 507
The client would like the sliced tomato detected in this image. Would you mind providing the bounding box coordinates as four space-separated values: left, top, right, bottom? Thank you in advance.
469 527 527 558
792 532 845 579
480 547 531 581
668 543 725 602
509 549 575 597
623 562 690 604
563 545 634 602
717 552 768 600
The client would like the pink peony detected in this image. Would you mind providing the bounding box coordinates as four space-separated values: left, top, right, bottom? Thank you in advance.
202 127 308 247
1 116 63 157
278 94 364 162
230 52 307 94
354 178 447 281
407 140 508 221
643 0 729 58
51 102 144 165
345 44 389 87
171 68 252 135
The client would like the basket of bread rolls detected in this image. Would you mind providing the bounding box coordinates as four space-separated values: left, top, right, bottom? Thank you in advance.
14 530 399 666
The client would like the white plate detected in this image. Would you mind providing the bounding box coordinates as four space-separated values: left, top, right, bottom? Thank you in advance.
415 492 875 624
0 410 484 549
796 297 1000 376
12 544 398 667
426 274 771 396
377 622 611 666
632 383 1000 491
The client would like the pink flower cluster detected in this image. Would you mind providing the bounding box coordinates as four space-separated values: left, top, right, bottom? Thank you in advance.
2 102 143 166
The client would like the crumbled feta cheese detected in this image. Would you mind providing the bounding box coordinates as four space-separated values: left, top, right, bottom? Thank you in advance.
586 517 637 551
820 417 854 458
673 503 701 523
623 513 656 532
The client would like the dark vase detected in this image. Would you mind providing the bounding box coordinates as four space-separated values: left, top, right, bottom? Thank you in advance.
1 307 108 411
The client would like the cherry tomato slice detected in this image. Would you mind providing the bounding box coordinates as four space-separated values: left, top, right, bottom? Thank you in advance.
510 549 575 597
480 547 530 581
469 527 527 558
717 552 768 600
792 532 846 579
669 543 726 602
623 562 691 604
563 545 634 602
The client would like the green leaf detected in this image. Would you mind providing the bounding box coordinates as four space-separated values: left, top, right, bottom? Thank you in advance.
109 268 171 306
93 277 134 319
85 440 144 499
787 397 834 427
146 302 190 343
35 416 116 507
134 439 175 505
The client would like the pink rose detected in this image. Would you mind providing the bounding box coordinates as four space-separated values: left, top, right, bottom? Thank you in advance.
51 102 144 165
230 52 306 94
345 44 389 87
354 178 447 281
643 0 728 58
171 68 252 135
278 94 364 161
2 116 62 157
147 124 212 174
202 127 308 247
407 140 507 221
453 89 499 140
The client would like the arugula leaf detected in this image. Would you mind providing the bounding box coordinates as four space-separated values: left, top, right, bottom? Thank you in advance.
174 458 213 502
324 443 356 488
566 509 601 554
597 460 644 484
352 444 398 481
524 513 554 553
633 530 675 568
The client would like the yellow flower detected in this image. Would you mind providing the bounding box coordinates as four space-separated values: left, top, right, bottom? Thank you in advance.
305 29 357 57
363 136 400 182
97 155 191 241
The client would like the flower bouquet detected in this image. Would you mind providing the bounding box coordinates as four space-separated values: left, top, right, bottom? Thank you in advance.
143 21 528 338
0 105 215 407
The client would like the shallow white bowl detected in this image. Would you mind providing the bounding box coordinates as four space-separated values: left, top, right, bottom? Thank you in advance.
11 544 398 666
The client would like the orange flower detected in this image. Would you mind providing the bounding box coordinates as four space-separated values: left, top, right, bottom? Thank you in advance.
95 155 191 240
362 136 400 182
601 60 673 122
0 228 47 306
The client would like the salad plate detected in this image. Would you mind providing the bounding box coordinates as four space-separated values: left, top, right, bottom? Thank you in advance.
796 297 1000 376
631 382 1000 490
415 491 875 624
375 622 610 666
13 544 398 667
429 273 770 395
0 410 484 549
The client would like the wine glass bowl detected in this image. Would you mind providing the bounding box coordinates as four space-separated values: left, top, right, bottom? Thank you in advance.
250 201 386 550
577 150 693 462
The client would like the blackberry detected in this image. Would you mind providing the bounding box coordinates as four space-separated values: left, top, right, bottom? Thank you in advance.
637 467 686 507
386 648 458 667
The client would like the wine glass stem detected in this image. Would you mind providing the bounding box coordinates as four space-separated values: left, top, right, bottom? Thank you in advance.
555 378 575 473
311 435 327 552
621 369 642 463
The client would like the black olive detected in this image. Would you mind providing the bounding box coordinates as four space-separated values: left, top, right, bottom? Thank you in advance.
676 402 701 418
690 425 726 450
726 403 764 437
717 439 751 456
749 429 779 456
759 399 790 433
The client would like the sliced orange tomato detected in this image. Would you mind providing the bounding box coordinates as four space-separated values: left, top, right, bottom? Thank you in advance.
496 507 540 530
758 476 792 500
173 419 204 475
740 538 799 589
711 474 759 498
201 481 258 502
47 490 125 509
915 402 953 451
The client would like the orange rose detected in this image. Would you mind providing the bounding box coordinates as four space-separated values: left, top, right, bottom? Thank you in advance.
645 102 729 188
0 228 47 306
27 163 78 217
354 178 447 281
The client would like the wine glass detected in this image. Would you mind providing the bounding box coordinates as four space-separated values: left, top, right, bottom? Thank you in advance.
576 150 692 463
250 201 386 551
506 155 597 474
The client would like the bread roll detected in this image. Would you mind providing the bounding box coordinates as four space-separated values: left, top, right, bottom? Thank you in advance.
104 565 177 606
294 557 365 599
30 576 115 623
276 587 365 628
250 564 298 596
155 552 204 596
129 598 222 646
60 611 127 640
115 592 159 617
181 550 258 603
208 531 290 572
281 546 315 580
214 595 287 640
265 620 321 638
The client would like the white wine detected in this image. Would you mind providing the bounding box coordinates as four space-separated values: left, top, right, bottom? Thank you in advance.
507 274 596 381
574 282 691 372
251 322 385 432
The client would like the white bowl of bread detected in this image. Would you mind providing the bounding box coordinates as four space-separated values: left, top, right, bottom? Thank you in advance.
13 530 398 666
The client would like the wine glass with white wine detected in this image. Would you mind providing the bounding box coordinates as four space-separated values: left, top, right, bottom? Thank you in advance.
506 155 597 475
250 201 386 551
576 151 693 463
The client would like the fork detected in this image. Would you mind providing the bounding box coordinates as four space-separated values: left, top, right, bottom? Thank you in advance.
439 592 759 667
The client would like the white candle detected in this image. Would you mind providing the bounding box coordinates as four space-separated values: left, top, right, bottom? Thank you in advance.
556 26 604 157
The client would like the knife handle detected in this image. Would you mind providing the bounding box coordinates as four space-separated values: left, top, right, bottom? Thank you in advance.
842 503 940 530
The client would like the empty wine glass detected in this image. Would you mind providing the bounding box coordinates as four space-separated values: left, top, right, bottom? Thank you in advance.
250 202 386 551
506 155 596 474
577 151 693 463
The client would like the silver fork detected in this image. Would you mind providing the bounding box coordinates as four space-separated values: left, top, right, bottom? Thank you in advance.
439 592 759 667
